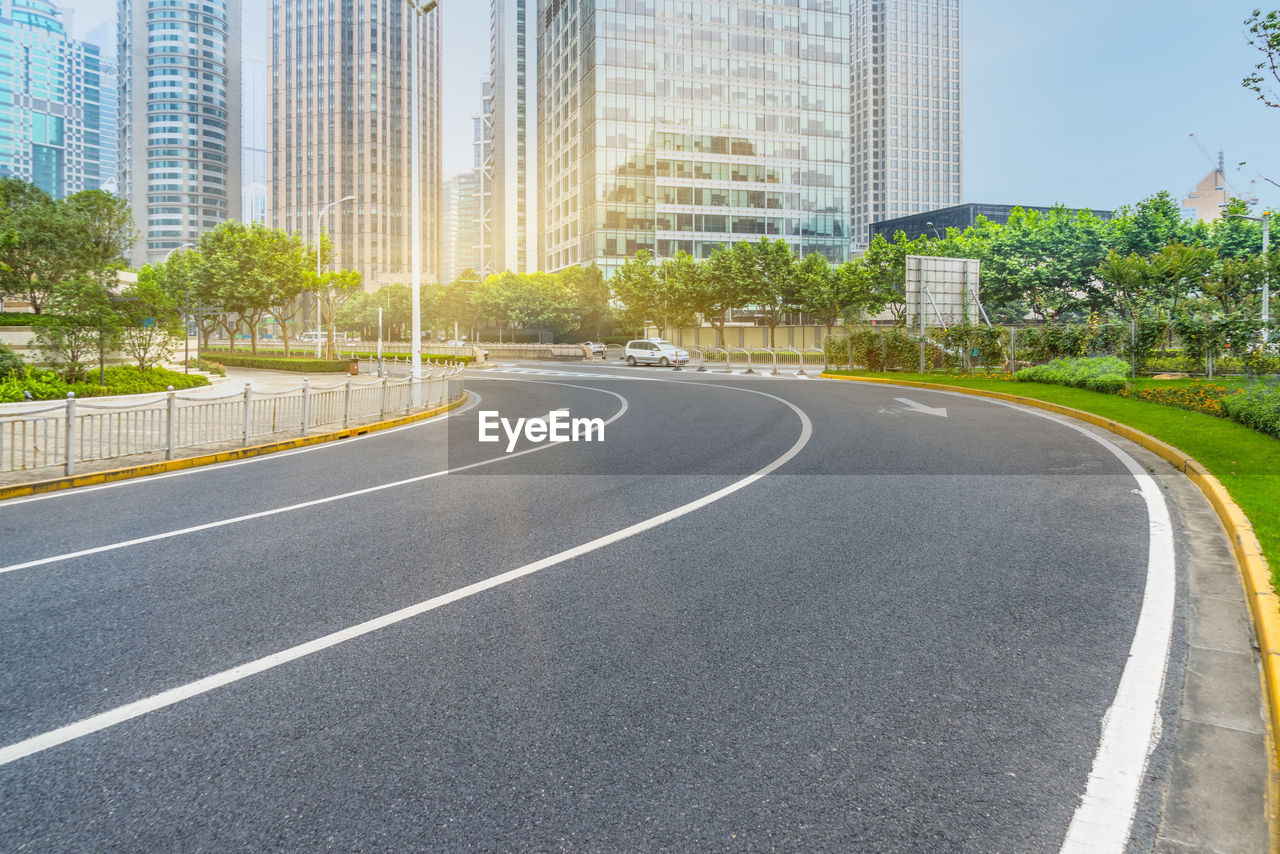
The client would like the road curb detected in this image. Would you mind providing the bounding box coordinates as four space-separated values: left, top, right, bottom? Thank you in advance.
0 396 467 503
821 372 1280 848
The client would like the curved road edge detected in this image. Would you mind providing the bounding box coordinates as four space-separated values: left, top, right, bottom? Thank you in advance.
822 370 1280 850
0 395 470 503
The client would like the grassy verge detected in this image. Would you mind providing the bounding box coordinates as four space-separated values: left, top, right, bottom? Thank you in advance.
825 370 1280 586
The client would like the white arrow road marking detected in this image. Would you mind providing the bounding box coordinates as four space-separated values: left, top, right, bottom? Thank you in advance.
894 397 948 417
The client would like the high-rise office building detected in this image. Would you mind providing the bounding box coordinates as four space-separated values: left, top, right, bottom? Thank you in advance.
241 57 267 224
538 0 851 278
270 0 442 291
475 79 495 276
0 1 115 198
442 171 481 283
851 0 961 251
488 0 536 272
85 19 119 194
119 0 242 267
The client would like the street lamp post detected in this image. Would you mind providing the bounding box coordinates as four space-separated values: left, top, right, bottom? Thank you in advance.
924 221 942 240
407 0 439 404
316 195 356 357
166 243 197 372
1226 211 1272 344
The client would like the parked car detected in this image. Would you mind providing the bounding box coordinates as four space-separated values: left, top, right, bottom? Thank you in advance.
581 341 607 357
624 339 689 366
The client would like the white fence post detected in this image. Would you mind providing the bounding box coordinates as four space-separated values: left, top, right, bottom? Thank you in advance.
166 386 176 460
380 376 388 418
241 382 252 446
301 377 310 435
64 392 76 476
343 376 352 428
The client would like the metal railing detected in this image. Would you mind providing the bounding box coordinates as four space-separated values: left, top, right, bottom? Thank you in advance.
0 365 465 476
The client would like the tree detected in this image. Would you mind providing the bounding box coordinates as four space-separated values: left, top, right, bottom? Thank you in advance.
747 238 801 348
1244 9 1280 108
559 264 611 339
118 266 183 369
796 253 841 339
851 232 922 323
688 247 745 348
610 251 663 336
259 228 316 355
314 269 363 359
32 276 116 381
62 189 136 290
191 222 277 352
0 178 71 313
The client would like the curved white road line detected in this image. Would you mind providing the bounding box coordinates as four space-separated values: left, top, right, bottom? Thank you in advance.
844 384 1175 853
0 385 811 767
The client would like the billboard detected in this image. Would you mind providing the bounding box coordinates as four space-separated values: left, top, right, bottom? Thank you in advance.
905 255 981 329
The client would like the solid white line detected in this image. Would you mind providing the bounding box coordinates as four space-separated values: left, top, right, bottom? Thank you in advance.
0 384 626 576
0 394 483 508
0 385 811 767
855 385 1176 852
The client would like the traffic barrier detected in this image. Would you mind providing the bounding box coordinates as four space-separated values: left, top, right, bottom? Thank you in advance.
0 366 465 476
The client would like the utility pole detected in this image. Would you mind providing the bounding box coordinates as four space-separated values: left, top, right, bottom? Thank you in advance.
316 196 355 358
1225 210 1272 344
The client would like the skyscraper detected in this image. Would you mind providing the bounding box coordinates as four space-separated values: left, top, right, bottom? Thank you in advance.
241 58 267 224
0 1 115 198
85 19 119 194
442 171 481 283
488 0 536 272
851 0 961 250
538 0 851 278
270 0 442 291
118 0 242 267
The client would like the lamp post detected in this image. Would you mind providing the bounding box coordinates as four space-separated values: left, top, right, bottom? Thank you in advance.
315 195 356 357
166 243 197 372
407 0 438 404
924 221 942 240
1225 211 1272 344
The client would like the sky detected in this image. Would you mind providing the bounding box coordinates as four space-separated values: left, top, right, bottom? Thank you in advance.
56 0 1280 214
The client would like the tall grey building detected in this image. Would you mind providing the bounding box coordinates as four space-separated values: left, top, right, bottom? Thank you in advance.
118 0 242 267
538 0 852 278
442 171 481 283
270 0 442 291
488 0 536 272
851 0 961 251
85 18 119 194
0 1 115 198
475 80 495 275
241 57 267 224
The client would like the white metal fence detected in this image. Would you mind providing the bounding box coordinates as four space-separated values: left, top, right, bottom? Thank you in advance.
0 366 465 476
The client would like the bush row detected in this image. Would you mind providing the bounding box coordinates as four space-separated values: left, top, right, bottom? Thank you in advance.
203 349 473 369
0 365 210 402
1015 356 1131 394
1219 384 1280 438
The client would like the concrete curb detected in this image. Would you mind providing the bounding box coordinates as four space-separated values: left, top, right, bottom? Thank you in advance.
0 396 467 503
821 372 1280 849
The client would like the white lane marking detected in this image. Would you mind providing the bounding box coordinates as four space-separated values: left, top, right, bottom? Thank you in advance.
893 397 948 417
0 394 483 508
845 384 1175 851
0 384 628 576
0 386 811 767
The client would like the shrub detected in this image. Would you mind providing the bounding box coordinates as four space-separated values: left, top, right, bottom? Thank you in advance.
1219 383 1280 438
0 313 36 327
0 365 208 402
186 357 226 376
1117 381 1234 415
1015 356 1130 393
0 340 25 380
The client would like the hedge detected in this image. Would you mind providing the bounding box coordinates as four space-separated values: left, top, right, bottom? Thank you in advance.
202 349 471 372
1015 356 1131 394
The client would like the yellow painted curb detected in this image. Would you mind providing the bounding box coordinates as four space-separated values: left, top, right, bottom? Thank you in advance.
0 396 467 503
822 372 1280 848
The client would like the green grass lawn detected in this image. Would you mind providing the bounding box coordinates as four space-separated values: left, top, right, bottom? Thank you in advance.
825 370 1280 586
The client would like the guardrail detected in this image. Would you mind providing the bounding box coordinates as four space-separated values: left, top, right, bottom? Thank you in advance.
0 365 465 476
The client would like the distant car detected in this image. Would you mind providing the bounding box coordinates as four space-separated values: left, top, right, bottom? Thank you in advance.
624 339 689 366
442 339 489 357
582 341 607 357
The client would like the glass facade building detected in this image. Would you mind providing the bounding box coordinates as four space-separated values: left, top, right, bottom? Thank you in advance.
270 0 442 290
0 0 115 198
489 0 536 272
119 0 242 266
538 0 852 278
851 0 961 251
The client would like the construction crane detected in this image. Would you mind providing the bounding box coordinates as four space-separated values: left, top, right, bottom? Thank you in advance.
1189 133 1259 204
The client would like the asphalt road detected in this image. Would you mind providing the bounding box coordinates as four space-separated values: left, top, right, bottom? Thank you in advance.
0 365 1187 851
